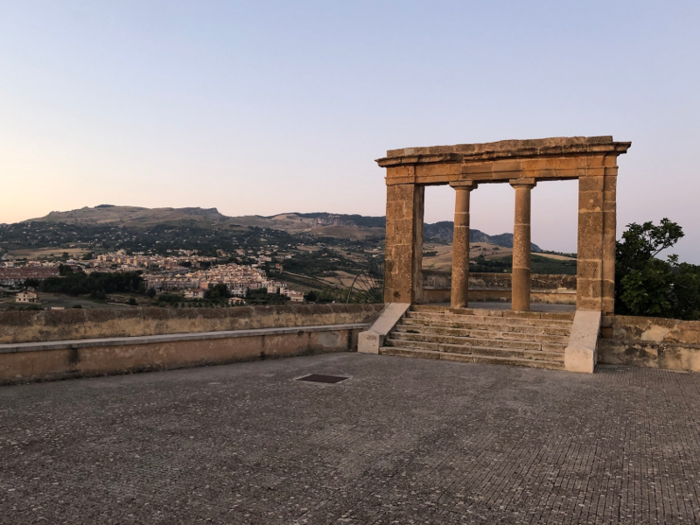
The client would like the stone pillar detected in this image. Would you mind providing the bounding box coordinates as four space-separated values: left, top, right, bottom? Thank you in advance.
577 156 618 316
449 181 477 308
384 183 425 304
510 179 536 311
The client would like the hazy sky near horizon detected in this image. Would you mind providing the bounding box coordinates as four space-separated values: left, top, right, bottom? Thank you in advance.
1 1 699 261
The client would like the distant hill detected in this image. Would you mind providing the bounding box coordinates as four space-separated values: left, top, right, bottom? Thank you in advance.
226 212 386 240
424 221 542 252
25 205 541 250
28 207 384 239
31 205 236 229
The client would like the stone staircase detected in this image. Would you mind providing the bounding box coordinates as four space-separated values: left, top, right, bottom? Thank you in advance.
380 305 574 370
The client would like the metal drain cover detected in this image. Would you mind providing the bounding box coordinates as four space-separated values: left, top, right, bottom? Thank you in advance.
297 374 348 384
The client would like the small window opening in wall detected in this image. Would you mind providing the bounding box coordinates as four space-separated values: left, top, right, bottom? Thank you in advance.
297 374 348 384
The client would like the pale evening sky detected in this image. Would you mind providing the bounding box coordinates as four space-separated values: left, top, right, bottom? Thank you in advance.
0 1 699 261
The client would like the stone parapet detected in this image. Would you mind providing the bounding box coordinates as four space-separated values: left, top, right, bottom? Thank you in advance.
0 304 384 345
599 315 700 372
0 323 368 385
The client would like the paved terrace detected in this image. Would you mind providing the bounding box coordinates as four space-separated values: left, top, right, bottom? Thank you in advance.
1 354 699 524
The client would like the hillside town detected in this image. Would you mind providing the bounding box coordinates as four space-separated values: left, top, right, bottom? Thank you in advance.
0 249 304 307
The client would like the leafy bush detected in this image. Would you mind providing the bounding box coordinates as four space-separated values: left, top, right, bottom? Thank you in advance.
156 293 183 305
616 219 700 320
205 283 230 301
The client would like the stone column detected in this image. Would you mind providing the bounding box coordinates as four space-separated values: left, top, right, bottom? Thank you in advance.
384 183 425 304
577 156 618 316
449 181 477 308
510 179 536 311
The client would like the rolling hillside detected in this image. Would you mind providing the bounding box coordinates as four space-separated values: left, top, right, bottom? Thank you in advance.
25 206 540 249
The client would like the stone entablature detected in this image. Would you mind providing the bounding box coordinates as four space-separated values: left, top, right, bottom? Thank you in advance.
377 136 631 316
377 136 631 185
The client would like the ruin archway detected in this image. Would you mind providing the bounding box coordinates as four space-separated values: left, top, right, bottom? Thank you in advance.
376 136 631 316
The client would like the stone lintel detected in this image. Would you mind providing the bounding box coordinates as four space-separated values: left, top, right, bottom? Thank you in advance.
377 153 461 168
377 136 631 167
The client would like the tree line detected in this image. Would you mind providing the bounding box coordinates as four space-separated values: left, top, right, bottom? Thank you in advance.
29 270 144 299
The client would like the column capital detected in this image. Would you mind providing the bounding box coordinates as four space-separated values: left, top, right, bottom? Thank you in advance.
509 178 536 189
449 180 478 190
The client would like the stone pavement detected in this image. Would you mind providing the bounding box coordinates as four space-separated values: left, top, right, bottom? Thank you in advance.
1 353 699 524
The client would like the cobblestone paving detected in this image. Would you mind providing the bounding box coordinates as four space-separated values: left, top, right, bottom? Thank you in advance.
1 354 699 524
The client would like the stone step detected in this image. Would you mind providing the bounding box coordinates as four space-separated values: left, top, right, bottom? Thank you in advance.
384 337 565 358
394 325 569 344
410 305 575 321
379 346 565 370
401 317 571 336
405 311 573 328
438 343 565 361
387 332 567 352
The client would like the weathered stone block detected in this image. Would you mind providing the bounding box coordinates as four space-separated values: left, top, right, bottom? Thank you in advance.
601 297 615 317
578 176 605 192
577 260 602 279
602 280 615 299
564 310 601 374
578 297 602 310
578 190 604 213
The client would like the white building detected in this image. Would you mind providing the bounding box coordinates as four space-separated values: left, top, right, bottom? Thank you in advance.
288 291 304 303
16 291 39 304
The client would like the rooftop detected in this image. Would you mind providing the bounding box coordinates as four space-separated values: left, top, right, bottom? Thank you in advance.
1 353 698 524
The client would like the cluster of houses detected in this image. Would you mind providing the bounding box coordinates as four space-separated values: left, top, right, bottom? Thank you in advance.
93 250 218 270
155 264 305 304
0 266 60 288
1 251 306 307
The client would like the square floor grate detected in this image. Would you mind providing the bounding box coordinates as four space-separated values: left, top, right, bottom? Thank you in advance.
297 374 348 384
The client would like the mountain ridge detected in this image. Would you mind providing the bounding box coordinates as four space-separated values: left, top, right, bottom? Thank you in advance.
23 205 541 251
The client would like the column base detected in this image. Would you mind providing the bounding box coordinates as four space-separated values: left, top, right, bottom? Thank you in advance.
511 268 531 311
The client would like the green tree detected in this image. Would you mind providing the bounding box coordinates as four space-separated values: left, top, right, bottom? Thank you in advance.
58 264 74 276
206 284 230 301
615 219 700 320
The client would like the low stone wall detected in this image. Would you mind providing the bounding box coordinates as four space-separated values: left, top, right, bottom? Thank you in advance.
421 272 576 304
599 315 700 372
0 304 384 344
0 324 366 385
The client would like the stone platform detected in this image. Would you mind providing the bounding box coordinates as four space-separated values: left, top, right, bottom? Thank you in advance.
1 354 699 524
